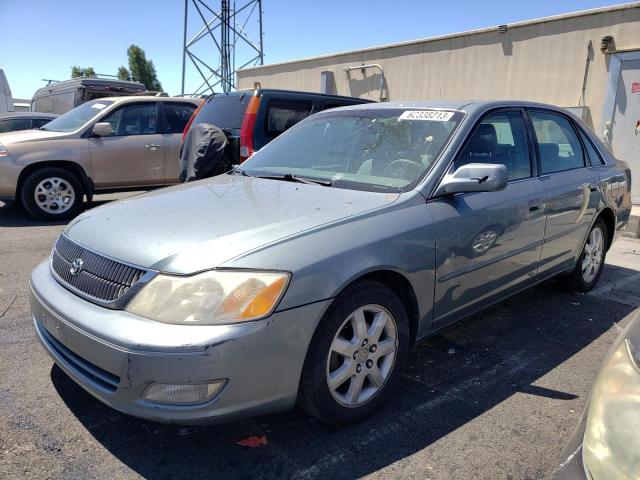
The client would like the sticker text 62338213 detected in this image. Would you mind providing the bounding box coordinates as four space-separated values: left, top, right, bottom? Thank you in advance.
398 110 454 122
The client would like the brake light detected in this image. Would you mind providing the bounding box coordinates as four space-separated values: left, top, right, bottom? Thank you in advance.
182 100 205 142
239 95 260 162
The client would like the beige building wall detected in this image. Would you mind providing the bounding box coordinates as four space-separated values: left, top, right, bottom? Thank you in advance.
237 3 640 133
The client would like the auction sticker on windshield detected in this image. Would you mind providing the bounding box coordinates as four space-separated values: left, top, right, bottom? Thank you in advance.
398 110 454 121
91 103 108 110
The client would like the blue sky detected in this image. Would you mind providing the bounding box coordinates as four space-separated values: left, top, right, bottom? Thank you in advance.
0 0 628 99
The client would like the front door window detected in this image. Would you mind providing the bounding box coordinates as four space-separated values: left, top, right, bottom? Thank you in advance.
101 103 158 136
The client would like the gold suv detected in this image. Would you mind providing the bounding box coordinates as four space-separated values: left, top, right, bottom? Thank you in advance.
0 96 199 219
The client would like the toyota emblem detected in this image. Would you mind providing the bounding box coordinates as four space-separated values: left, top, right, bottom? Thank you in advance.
70 258 84 276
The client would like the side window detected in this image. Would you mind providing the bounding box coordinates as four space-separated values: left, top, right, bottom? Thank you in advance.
32 118 53 128
162 102 196 134
578 128 606 166
101 103 158 136
265 99 312 137
0 118 32 132
456 111 531 181
530 111 585 174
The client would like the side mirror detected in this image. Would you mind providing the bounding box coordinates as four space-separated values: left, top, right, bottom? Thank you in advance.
92 122 114 137
434 163 508 196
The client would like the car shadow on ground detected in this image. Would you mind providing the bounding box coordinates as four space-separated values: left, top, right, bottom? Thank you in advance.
49 273 636 480
0 199 119 228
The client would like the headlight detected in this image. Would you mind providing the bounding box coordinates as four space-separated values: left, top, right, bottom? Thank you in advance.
583 340 640 479
0 142 9 157
126 270 290 325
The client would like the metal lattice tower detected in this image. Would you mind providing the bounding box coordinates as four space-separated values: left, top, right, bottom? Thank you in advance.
181 0 264 96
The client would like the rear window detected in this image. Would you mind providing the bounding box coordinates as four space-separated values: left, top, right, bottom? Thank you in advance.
192 93 250 130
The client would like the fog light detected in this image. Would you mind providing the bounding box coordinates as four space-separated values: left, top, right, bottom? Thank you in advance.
143 380 227 405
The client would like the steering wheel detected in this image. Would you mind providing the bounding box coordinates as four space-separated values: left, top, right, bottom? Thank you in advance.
384 158 423 180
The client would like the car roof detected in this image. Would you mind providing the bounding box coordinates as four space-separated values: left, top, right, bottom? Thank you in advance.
33 78 145 92
91 96 201 105
0 112 59 119
224 88 373 102
332 99 571 114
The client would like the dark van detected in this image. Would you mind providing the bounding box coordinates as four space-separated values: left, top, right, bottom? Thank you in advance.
31 78 147 115
182 89 373 163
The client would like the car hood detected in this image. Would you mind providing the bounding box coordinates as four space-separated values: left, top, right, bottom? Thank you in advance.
0 128 69 145
65 174 400 273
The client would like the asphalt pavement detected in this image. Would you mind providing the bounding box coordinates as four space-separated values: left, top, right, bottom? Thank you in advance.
1 194 639 480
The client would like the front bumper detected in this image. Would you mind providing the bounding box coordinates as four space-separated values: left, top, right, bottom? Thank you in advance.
30 260 330 424
551 414 588 479
0 158 21 200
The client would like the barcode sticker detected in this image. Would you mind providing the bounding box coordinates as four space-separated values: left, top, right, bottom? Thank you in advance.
398 110 454 121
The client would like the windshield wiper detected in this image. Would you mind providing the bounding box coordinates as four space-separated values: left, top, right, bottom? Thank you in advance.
232 167 252 177
254 173 332 187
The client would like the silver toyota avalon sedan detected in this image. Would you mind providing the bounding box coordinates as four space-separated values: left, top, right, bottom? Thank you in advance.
29 101 631 425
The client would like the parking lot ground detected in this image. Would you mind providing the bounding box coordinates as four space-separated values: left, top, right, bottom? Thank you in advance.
1 194 640 480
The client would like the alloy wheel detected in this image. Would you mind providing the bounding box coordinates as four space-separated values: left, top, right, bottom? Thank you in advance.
326 304 398 407
582 226 604 283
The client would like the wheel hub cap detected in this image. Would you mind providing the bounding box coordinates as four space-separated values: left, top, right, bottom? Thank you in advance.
34 177 75 214
356 347 369 362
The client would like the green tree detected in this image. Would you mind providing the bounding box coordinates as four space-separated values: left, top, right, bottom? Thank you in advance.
70 66 96 78
117 66 131 81
127 44 163 91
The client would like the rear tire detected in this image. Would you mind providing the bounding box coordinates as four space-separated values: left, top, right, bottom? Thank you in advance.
564 218 607 292
299 281 410 425
20 167 84 221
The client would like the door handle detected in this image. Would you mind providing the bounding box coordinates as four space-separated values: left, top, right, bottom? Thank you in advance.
145 144 162 149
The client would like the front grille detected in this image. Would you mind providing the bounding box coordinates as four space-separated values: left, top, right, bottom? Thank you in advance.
51 234 147 304
38 321 120 392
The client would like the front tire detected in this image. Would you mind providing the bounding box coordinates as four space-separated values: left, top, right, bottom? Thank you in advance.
20 167 84 221
299 281 410 425
565 218 607 292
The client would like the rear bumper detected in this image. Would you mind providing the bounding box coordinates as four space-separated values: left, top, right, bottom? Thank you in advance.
30 260 330 424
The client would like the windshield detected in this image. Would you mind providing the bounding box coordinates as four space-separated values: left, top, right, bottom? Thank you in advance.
41 100 114 132
239 108 463 192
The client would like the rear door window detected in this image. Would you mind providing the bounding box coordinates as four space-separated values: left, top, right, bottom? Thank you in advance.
192 94 250 130
161 102 197 133
529 111 585 174
265 99 313 136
